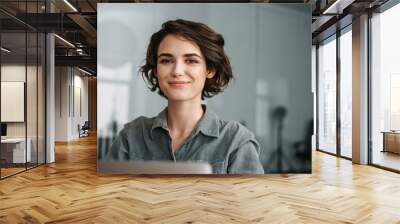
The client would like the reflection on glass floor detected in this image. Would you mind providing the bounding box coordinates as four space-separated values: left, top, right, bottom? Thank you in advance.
372 150 400 171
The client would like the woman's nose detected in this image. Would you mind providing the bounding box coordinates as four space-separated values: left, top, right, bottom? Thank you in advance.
172 60 185 77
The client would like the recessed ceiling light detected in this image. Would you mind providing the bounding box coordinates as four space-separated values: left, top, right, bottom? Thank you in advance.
63 0 78 12
1 47 11 53
54 34 75 48
78 67 92 76
322 0 354 15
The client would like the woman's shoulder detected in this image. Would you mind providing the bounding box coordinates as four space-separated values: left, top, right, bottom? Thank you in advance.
120 116 155 133
218 119 255 140
216 119 260 155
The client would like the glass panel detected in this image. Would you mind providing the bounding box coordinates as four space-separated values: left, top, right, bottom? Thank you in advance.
26 0 39 170
318 36 337 154
1 30 27 177
38 32 45 165
339 28 352 158
312 45 317 151
27 31 38 169
0 1 46 178
371 4 400 171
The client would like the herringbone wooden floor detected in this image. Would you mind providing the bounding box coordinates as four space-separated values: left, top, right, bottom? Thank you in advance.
1 134 400 224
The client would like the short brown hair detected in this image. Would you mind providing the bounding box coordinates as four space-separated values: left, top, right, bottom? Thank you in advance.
140 19 233 99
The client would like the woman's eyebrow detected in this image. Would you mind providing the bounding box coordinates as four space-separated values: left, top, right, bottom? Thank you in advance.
158 53 202 58
158 53 173 58
184 53 202 58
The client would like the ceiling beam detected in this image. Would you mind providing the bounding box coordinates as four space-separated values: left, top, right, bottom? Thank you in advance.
55 55 96 69
67 13 97 46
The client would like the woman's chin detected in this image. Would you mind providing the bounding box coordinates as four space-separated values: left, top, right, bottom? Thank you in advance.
166 93 198 102
167 96 192 102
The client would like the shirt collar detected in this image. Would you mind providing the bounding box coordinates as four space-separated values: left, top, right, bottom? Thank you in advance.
150 105 220 139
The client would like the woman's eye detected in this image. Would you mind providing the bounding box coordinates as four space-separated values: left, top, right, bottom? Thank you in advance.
186 59 198 64
159 58 171 64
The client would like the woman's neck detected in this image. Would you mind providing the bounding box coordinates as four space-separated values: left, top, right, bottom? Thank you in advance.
166 100 204 137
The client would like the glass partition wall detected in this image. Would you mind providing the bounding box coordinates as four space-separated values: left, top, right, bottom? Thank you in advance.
317 0 400 172
370 3 400 171
0 30 27 177
316 26 352 159
317 35 337 155
0 2 46 179
339 26 352 159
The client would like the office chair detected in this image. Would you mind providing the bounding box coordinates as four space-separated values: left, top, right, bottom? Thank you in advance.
79 121 90 138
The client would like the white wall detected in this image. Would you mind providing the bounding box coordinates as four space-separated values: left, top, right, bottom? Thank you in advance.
72 72 89 137
1 65 38 137
1 65 26 134
55 66 68 141
55 67 89 141
1 63 46 164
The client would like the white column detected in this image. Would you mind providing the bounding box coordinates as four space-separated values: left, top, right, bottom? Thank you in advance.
352 14 369 164
46 33 55 163
45 1 56 163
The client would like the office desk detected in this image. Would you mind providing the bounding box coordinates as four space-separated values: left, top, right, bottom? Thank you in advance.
1 138 32 163
382 131 400 154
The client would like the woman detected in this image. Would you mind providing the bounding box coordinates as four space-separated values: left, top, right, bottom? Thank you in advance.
107 19 264 174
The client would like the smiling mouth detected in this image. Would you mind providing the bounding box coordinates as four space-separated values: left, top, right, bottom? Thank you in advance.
168 81 190 87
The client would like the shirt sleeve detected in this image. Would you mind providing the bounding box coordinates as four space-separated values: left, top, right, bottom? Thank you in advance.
104 130 130 161
227 139 265 174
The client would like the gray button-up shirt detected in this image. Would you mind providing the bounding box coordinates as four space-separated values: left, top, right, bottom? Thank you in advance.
106 106 264 174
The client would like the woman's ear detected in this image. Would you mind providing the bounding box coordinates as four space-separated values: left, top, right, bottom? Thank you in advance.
206 69 216 79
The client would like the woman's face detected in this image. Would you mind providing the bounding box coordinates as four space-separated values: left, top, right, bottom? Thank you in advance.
156 34 215 103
